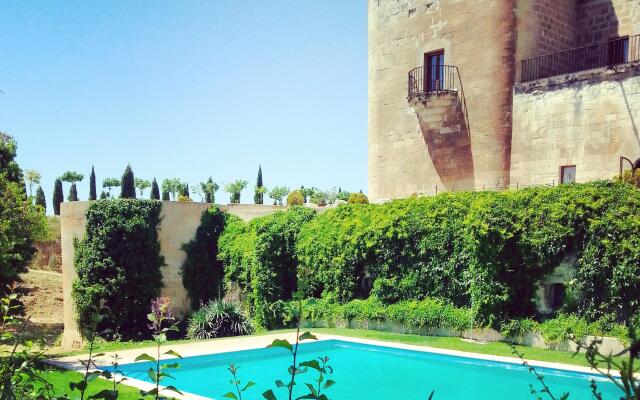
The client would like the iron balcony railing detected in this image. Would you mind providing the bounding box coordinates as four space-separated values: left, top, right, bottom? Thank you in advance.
408 65 459 98
521 34 640 82
407 64 471 137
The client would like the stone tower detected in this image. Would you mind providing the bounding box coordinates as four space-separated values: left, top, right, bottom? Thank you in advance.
368 0 517 201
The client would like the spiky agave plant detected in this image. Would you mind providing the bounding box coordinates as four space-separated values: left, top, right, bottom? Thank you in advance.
186 299 254 340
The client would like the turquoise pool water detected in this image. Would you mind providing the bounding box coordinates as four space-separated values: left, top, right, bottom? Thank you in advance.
109 340 620 399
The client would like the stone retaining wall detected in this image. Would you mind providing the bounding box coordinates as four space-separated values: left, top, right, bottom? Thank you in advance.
60 200 283 349
302 318 627 355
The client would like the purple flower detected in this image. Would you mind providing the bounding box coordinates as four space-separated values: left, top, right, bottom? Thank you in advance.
149 297 174 333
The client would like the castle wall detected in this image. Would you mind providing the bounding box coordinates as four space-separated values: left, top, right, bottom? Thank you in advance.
511 63 640 185
368 0 516 201
577 0 640 46
61 201 284 349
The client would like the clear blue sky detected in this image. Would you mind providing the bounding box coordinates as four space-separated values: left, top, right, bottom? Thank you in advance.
0 1 367 208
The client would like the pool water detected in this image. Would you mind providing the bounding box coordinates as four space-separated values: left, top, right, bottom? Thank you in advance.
109 340 620 399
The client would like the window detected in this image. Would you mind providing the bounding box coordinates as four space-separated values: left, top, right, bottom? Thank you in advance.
424 50 445 92
549 283 565 310
607 36 629 66
560 165 576 184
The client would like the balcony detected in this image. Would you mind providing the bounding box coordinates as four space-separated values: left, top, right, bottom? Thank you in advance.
408 65 460 100
521 34 640 82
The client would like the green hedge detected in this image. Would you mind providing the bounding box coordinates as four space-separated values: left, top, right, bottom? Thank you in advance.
219 181 640 327
218 206 316 329
295 297 472 332
72 200 164 340
181 206 234 309
297 298 627 344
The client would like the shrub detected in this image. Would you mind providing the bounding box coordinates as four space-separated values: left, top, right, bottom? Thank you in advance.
186 299 254 340
286 190 304 206
0 174 47 293
347 192 369 204
219 207 316 328
72 200 164 340
295 297 473 332
181 206 233 309
310 191 327 206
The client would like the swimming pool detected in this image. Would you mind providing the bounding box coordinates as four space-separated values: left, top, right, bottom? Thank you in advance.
109 339 620 399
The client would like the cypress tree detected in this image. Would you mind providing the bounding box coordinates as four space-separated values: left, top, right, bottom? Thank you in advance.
68 183 78 201
100 191 108 199
151 178 160 200
204 177 215 203
89 166 97 200
162 190 170 201
35 185 46 212
53 178 63 215
254 165 264 204
182 183 190 198
120 164 136 199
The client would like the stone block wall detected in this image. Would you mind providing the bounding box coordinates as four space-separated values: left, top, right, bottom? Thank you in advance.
368 0 515 201
60 201 284 349
577 0 640 45
511 63 640 185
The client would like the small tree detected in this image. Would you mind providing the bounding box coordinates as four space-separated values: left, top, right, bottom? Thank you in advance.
102 177 120 198
348 192 369 204
52 178 63 215
224 180 248 204
68 183 79 201
135 177 151 198
201 177 219 203
88 166 97 201
254 165 265 204
162 190 170 201
99 191 108 200
287 190 304 206
269 186 289 206
60 171 84 186
150 178 160 200
35 185 46 212
182 183 190 198
120 164 136 199
24 169 41 196
162 178 182 200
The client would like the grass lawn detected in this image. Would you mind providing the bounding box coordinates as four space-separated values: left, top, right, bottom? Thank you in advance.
37 368 142 400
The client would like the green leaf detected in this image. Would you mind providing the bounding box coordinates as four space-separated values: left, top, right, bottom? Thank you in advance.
299 360 321 371
223 393 238 400
164 349 182 358
298 332 317 341
275 379 286 388
268 339 293 352
242 381 256 391
86 371 101 382
134 353 156 363
163 385 184 395
88 389 118 400
147 367 157 382
324 379 336 389
263 389 278 400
